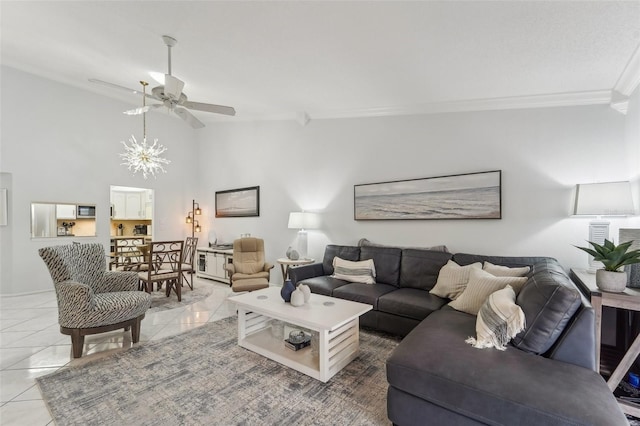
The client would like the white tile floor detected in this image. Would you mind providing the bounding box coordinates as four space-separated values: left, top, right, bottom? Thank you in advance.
0 278 237 425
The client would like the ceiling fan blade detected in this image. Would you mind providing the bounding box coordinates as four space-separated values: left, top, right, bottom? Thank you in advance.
123 104 163 115
164 74 185 100
174 107 205 129
88 79 155 99
182 101 236 116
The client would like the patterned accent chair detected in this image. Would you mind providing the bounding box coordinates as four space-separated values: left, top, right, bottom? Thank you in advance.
39 243 152 358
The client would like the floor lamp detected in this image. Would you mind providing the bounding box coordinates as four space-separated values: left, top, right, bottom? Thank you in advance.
185 199 202 239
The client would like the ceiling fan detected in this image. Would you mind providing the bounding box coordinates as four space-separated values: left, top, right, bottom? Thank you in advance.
89 35 235 129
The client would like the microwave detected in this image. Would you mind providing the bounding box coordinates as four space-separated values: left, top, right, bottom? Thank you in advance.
77 205 96 218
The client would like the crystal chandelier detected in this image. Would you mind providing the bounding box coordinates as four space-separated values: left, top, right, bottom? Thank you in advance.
120 81 170 179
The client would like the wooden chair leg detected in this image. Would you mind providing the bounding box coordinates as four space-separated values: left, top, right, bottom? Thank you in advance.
131 316 142 343
164 279 181 301
183 272 194 290
70 329 85 358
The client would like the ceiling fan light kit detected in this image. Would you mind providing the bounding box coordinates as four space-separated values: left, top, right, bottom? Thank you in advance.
162 74 185 100
95 34 235 129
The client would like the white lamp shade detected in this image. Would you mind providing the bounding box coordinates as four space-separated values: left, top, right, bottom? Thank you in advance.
573 181 636 216
288 212 320 229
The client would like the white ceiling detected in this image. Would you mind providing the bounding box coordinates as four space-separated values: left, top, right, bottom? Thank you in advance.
2 1 640 125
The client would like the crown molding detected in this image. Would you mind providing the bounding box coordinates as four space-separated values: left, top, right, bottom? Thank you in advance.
213 90 615 124
307 90 613 121
614 43 640 96
610 90 629 115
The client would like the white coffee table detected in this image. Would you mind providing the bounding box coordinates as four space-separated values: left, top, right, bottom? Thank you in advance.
229 286 372 382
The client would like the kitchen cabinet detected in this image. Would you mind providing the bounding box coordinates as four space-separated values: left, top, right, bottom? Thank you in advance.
125 193 143 219
196 248 233 284
111 191 144 219
56 204 76 219
144 190 153 219
111 192 126 219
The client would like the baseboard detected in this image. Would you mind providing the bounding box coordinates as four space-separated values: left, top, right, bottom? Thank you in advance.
0 289 55 298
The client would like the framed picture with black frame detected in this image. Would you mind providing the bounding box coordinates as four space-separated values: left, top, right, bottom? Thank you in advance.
215 186 260 218
354 170 501 220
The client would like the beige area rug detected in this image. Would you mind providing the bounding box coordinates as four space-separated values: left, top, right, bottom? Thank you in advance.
147 280 214 312
36 317 401 425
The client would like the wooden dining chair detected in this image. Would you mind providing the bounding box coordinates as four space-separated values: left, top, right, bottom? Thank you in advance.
110 237 146 270
181 237 198 290
138 240 184 301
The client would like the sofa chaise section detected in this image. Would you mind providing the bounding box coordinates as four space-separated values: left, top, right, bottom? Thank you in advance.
387 308 627 425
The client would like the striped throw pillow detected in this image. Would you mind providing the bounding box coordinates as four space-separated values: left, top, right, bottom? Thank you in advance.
448 268 527 315
429 260 482 300
332 257 376 284
465 285 526 351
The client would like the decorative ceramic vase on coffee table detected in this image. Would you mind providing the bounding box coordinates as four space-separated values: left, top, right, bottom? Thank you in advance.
280 280 295 302
290 287 305 306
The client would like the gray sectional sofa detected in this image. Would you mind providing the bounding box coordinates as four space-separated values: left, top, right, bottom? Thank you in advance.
289 244 627 425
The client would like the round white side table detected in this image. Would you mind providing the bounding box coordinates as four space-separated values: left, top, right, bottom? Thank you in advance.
277 257 315 282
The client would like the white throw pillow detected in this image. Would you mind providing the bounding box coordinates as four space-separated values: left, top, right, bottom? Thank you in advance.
429 260 482 300
332 257 376 284
465 285 526 351
483 261 531 278
448 268 527 315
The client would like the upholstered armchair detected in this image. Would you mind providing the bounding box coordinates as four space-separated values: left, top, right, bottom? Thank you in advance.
225 237 273 292
39 243 152 358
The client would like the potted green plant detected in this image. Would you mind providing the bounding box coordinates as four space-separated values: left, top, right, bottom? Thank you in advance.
575 239 640 292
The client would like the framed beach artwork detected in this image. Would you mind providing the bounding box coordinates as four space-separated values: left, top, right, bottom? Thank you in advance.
215 186 260 218
354 170 501 220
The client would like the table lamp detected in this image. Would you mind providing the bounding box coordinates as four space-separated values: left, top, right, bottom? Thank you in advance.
288 212 320 259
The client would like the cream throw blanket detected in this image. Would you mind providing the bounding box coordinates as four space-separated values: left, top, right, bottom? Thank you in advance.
465 285 526 351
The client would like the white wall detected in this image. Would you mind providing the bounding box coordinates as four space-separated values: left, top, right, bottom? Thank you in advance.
0 66 200 294
625 86 640 195
1 66 638 294
197 103 639 284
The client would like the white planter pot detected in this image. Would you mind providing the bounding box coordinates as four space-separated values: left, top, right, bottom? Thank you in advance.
595 269 628 293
